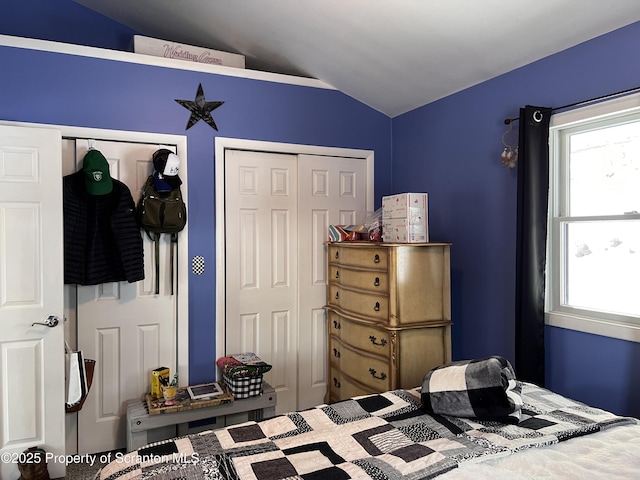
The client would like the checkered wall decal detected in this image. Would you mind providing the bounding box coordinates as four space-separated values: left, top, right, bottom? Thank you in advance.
192 255 205 275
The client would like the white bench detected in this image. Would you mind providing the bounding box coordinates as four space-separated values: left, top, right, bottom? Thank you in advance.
125 382 277 451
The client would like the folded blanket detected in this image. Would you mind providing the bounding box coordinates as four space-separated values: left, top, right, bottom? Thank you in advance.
421 355 523 423
216 353 272 378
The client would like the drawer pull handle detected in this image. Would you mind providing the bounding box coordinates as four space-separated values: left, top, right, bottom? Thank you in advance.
369 335 387 347
333 320 341 329
374 277 380 287
333 348 341 358
335 251 339 259
374 302 380 312
335 292 340 300
335 270 340 279
369 368 387 381
374 254 380 263
333 377 341 388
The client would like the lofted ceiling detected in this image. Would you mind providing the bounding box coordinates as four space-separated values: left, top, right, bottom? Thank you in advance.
73 0 640 117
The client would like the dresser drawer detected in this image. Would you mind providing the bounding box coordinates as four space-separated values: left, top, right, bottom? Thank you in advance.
328 367 373 401
329 265 389 293
329 245 388 269
327 311 391 358
330 337 391 392
328 311 345 335
328 285 389 321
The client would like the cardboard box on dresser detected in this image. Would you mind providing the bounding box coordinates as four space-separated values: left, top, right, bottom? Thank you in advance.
382 193 429 243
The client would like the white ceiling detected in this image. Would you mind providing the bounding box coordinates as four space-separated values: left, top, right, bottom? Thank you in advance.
73 0 640 117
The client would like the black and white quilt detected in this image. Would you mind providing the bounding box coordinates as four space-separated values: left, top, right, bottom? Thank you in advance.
99 382 636 480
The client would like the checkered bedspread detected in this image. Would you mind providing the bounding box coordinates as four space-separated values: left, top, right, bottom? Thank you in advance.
98 382 636 480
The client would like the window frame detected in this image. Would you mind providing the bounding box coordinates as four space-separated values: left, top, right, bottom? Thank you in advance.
546 93 640 343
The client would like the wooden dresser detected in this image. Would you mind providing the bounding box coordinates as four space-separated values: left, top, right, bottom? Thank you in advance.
325 242 452 402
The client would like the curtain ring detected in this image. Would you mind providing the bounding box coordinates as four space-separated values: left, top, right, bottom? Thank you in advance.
533 110 543 123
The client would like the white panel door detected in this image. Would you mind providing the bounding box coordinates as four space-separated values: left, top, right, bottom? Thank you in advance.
297 154 367 409
0 125 66 479
74 140 177 454
225 149 368 413
225 150 298 414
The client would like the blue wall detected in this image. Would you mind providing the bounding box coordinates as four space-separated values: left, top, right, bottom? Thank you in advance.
3 1 639 418
1 1 393 385
392 21 640 418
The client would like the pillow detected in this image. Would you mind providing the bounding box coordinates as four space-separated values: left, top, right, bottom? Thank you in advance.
421 356 522 423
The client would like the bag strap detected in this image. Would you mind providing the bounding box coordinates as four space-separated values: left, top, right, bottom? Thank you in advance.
146 230 179 295
153 232 160 295
170 233 178 295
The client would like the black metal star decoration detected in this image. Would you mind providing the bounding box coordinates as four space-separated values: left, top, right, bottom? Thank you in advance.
175 83 224 131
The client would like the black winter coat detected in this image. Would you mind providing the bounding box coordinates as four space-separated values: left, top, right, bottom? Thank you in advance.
63 171 144 285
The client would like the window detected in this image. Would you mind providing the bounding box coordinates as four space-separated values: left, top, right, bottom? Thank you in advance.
547 94 640 342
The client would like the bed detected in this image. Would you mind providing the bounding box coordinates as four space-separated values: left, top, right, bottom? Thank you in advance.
97 358 640 480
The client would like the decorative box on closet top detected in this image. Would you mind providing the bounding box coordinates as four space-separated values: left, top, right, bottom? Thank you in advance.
325 242 452 403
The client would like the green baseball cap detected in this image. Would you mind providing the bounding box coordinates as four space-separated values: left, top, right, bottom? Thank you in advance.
82 150 113 195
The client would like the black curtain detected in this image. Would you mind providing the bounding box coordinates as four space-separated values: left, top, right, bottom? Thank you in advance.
515 105 551 386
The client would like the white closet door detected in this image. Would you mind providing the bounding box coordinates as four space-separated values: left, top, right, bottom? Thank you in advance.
225 148 367 413
74 140 177 454
297 154 367 409
225 149 299 413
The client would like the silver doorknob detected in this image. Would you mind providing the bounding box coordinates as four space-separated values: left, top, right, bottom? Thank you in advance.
31 315 60 327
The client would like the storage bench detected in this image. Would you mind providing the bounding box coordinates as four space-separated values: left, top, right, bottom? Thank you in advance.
126 382 276 451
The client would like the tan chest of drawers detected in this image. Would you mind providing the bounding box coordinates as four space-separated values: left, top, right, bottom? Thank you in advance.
325 242 452 402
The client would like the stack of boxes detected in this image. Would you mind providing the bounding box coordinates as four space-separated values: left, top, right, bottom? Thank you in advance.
382 193 429 243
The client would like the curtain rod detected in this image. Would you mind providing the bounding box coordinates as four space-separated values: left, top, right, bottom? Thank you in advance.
503 85 640 125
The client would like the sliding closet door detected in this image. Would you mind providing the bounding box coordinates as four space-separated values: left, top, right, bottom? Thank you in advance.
225 149 299 413
297 154 367 409
224 148 368 412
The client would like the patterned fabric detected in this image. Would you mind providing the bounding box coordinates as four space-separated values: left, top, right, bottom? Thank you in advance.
216 353 271 399
223 375 263 399
98 382 636 480
422 356 522 423
328 225 369 242
216 354 272 379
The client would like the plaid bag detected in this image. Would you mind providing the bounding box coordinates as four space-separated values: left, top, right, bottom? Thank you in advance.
217 353 270 399
421 355 523 423
223 374 263 399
